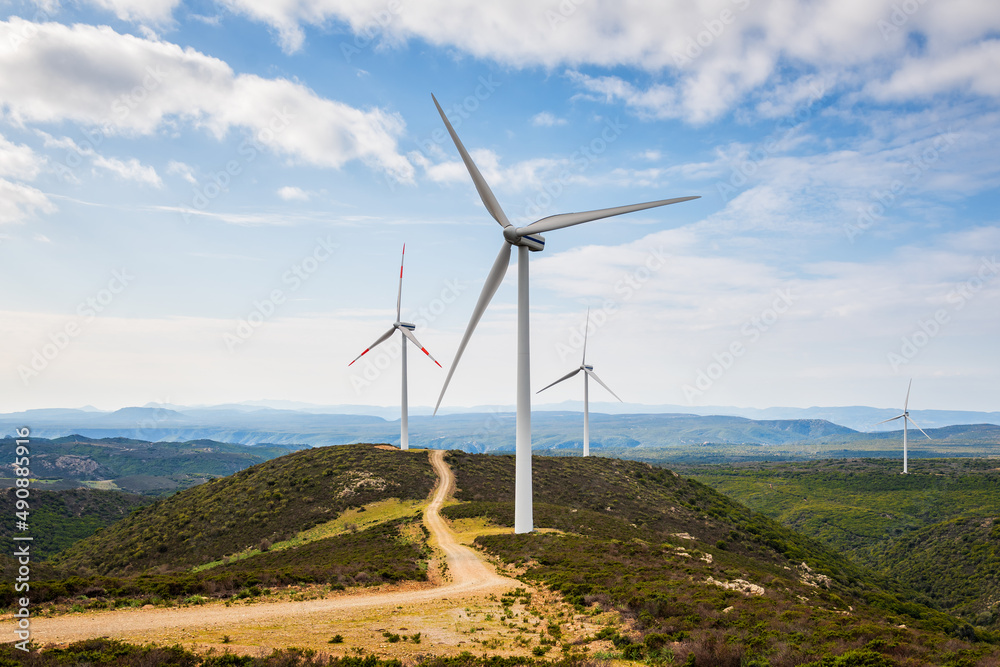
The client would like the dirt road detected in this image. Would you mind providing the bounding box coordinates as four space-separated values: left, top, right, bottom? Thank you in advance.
26 449 520 652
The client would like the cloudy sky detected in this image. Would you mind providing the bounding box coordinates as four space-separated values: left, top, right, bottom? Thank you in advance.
1 0 998 414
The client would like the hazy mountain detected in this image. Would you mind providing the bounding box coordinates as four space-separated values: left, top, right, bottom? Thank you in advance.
2 404 997 457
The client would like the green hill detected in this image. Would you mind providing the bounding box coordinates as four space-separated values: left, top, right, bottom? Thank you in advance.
0 444 436 608
869 516 1000 624
0 487 150 559
53 444 436 574
7 445 999 665
686 457 1000 628
443 451 998 666
0 435 308 494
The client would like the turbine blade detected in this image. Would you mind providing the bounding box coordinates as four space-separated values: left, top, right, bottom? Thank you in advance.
874 414 905 426
904 378 912 412
586 370 623 402
400 328 442 368
906 416 932 440
434 242 513 414
582 307 590 365
396 244 405 321
348 327 396 366
431 94 511 228
536 368 582 394
519 196 699 235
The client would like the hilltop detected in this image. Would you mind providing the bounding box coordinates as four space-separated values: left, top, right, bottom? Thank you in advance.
52 444 436 574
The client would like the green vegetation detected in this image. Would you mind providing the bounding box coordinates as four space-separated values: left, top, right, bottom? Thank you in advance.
686 458 1000 626
0 435 306 495
0 444 436 608
0 487 149 558
444 451 1000 666
0 517 428 607
52 444 436 575
0 639 606 666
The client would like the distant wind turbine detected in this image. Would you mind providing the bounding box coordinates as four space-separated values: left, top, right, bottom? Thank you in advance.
431 93 699 533
537 310 622 457
349 245 441 450
874 378 931 474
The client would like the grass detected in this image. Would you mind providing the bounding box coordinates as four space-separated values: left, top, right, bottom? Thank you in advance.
192 498 426 573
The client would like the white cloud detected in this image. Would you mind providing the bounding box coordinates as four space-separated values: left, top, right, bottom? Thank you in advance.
0 179 56 224
0 133 52 223
277 185 310 201
92 155 162 187
87 0 182 24
867 40 1000 101
212 1 1000 123
531 112 567 127
0 134 44 180
0 19 414 183
166 160 196 184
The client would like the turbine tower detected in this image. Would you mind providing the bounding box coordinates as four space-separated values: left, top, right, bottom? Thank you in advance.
431 93 698 532
875 378 931 474
537 309 622 457
349 245 441 450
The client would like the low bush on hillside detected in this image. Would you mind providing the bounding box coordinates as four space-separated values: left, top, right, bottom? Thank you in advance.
52 445 436 575
0 518 428 608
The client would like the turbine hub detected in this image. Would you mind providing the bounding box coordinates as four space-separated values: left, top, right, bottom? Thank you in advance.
504 226 545 251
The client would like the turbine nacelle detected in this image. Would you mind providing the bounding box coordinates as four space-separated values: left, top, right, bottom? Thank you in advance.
395 321 416 331
503 226 546 251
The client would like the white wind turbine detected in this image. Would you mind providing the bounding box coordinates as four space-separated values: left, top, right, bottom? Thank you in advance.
349 245 441 450
875 378 931 474
537 310 622 457
431 93 699 533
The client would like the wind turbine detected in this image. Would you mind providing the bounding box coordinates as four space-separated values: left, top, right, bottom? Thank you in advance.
349 245 441 450
874 378 931 474
537 310 622 457
431 93 699 532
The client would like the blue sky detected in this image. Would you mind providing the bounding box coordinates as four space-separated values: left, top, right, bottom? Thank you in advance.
1 0 998 413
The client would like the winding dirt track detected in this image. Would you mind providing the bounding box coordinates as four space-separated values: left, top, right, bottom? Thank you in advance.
27 449 518 647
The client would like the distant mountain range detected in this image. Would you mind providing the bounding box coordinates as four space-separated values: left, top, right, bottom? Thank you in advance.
129 399 1000 432
1 403 997 455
